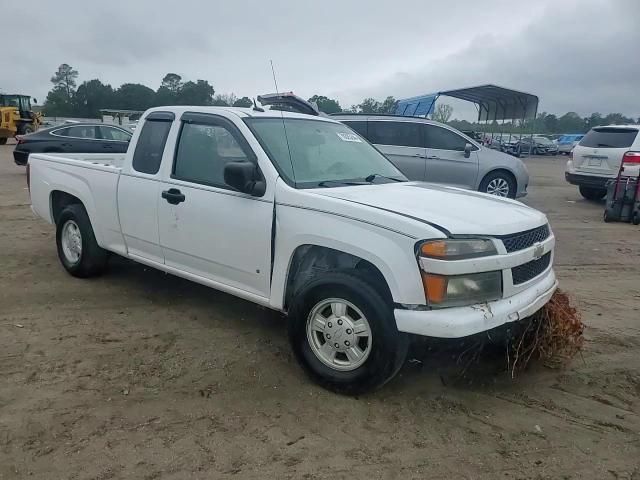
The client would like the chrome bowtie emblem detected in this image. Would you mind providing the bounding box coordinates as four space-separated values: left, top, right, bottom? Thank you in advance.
533 244 544 260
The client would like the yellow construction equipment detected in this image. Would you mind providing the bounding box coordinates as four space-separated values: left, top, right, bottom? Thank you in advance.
0 94 43 145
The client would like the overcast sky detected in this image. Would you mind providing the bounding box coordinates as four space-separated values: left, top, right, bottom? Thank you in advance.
3 0 639 119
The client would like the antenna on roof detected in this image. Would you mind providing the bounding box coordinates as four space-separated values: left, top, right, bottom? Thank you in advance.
270 60 280 94
270 60 295 186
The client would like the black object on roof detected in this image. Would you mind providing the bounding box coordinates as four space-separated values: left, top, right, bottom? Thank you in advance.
257 92 322 117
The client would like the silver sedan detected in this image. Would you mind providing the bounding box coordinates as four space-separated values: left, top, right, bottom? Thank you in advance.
333 114 529 198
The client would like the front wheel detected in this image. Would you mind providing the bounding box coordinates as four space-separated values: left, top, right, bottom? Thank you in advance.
288 271 408 395
479 171 517 198
579 185 607 201
56 204 108 277
0 137 7 145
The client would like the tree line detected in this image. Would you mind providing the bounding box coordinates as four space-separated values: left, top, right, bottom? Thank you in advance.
449 111 639 135
44 64 254 117
42 64 638 134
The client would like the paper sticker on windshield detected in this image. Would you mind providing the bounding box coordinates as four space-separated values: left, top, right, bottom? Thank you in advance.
336 132 362 143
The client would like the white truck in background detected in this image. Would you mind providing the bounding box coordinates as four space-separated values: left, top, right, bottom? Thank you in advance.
28 106 557 393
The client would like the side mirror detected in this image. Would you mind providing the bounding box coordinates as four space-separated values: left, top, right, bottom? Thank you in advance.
464 143 473 158
224 161 266 197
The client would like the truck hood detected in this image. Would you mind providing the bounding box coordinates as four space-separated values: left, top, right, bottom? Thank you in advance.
311 182 546 236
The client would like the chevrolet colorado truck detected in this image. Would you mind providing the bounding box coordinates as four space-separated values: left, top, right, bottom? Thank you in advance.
28 106 557 394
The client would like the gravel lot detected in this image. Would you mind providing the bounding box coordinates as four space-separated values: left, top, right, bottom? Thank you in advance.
1 143 639 479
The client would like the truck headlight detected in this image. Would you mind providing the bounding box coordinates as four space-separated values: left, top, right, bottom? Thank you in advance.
421 271 502 308
419 239 497 260
418 239 501 307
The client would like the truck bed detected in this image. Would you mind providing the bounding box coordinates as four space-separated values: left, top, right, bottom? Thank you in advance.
31 152 127 169
28 152 127 256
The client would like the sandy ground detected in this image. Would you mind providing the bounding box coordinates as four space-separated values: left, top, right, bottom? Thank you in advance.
1 142 639 479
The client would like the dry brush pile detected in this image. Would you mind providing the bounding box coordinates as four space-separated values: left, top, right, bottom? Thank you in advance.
507 289 584 377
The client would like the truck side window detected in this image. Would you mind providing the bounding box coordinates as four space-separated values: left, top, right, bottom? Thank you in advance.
132 120 172 174
173 123 251 188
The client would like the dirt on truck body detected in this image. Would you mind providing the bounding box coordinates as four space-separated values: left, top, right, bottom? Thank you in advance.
1 143 639 479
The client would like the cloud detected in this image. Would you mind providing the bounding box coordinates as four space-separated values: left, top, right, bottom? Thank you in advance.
335 0 640 117
1 0 638 119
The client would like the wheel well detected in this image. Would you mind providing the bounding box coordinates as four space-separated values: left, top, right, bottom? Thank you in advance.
51 191 83 224
284 245 392 310
481 168 516 187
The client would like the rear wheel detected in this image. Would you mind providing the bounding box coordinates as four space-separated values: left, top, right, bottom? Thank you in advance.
288 270 408 395
479 171 517 198
56 204 108 277
579 186 606 201
0 137 7 145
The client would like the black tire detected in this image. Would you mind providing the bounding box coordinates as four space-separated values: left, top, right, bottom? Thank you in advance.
603 209 612 223
287 270 409 395
56 204 108 277
479 170 517 199
579 186 607 201
632 212 639 225
0 137 7 145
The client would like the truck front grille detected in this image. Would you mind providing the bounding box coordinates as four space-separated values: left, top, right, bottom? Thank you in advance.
511 252 551 285
501 224 550 253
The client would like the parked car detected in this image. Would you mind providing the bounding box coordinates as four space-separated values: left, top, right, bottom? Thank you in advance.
486 137 504 151
557 134 584 154
565 125 640 200
13 123 132 166
332 114 529 198
461 130 483 142
27 106 556 393
518 136 559 156
502 138 523 157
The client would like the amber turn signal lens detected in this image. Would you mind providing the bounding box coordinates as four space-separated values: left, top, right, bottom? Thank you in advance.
421 272 447 304
420 240 446 258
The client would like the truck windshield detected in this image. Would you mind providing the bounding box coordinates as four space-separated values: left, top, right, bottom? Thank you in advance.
245 117 406 188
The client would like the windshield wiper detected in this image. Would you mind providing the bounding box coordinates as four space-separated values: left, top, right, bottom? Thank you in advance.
317 180 370 188
364 173 404 183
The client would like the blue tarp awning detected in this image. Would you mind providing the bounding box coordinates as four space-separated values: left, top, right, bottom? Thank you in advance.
395 94 438 117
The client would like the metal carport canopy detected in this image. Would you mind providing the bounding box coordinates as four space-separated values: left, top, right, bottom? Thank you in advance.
396 84 538 122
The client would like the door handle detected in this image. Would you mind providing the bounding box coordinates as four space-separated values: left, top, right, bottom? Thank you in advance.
413 153 427 158
102 143 113 149
426 155 439 159
161 188 186 205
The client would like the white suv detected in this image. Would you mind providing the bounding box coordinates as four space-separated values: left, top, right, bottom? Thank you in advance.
565 125 640 200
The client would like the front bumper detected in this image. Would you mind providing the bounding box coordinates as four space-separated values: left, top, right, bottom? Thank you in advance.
394 268 557 338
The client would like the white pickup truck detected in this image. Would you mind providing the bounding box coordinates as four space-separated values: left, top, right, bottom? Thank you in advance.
28 106 557 393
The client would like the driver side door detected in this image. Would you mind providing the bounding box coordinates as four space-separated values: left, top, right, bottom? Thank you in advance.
157 113 273 299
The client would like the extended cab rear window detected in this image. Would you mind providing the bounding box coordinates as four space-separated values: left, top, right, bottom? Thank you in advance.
579 128 638 149
132 115 173 174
